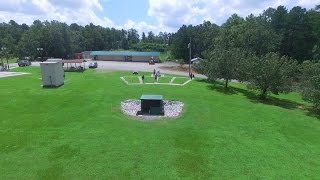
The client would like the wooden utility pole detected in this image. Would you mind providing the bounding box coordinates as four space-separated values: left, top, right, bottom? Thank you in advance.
188 37 191 77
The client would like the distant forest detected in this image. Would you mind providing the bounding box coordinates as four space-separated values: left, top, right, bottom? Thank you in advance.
0 5 319 63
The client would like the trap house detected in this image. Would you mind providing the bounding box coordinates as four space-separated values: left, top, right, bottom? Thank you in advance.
139 95 164 115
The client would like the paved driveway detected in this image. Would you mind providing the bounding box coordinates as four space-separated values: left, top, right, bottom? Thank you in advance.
0 71 30 78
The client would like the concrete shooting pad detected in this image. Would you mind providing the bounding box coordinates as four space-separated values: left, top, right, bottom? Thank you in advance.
0 72 30 78
120 76 192 86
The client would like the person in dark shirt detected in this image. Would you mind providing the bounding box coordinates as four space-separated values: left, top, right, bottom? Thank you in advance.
154 73 157 82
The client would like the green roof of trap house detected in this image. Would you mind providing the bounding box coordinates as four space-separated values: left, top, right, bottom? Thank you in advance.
90 51 160 56
140 95 163 100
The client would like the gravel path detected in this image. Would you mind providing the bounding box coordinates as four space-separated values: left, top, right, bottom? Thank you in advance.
30 61 207 78
121 99 184 120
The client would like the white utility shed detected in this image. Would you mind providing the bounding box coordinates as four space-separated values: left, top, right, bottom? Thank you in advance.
40 61 64 87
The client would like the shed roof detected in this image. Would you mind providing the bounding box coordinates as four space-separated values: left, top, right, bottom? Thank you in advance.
40 61 59 64
140 95 163 100
90 51 160 57
47 58 62 62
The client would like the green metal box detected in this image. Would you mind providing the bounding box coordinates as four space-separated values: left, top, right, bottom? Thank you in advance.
140 95 164 115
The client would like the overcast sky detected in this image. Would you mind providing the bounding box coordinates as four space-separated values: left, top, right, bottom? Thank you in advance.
0 0 318 33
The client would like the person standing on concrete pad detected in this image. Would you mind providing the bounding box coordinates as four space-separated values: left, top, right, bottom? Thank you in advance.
142 75 145 83
154 73 158 82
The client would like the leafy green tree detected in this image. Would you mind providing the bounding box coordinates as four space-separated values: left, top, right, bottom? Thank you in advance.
260 6 288 36
141 32 146 42
201 47 245 88
131 42 167 52
243 15 280 56
170 25 190 61
17 31 40 58
192 21 220 57
308 7 320 60
223 14 245 28
299 60 320 107
147 31 155 43
244 52 298 99
215 16 244 51
312 45 320 60
219 14 280 57
70 28 85 54
127 29 139 48
171 22 219 62
282 6 316 61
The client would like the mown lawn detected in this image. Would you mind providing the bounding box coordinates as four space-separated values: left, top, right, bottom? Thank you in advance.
0 67 319 179
158 77 172 83
143 76 156 83
172 77 189 84
123 76 140 84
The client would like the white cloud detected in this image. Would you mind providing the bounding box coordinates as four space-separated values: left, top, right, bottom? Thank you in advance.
147 0 319 31
148 0 203 28
122 19 176 34
0 0 114 27
49 0 103 11
0 0 318 34
123 20 154 34
0 0 46 15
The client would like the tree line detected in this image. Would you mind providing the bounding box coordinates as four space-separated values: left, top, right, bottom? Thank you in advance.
0 20 172 59
192 5 320 106
172 5 320 63
1 5 319 63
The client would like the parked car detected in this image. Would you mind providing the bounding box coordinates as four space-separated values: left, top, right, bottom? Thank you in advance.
89 61 98 68
17 60 31 67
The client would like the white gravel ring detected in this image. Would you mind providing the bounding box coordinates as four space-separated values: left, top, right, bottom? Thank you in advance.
121 99 184 120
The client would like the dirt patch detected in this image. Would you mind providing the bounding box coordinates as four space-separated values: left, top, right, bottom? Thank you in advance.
160 65 197 73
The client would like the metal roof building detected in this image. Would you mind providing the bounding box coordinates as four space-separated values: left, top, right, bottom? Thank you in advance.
90 51 160 62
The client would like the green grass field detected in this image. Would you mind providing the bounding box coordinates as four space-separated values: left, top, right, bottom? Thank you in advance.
158 77 172 83
0 67 319 179
172 77 189 84
143 76 156 83
123 76 140 84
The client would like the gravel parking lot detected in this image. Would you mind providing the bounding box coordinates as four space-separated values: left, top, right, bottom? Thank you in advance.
30 60 206 78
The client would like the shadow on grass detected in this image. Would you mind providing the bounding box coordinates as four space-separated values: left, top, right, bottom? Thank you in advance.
197 79 320 119
42 84 64 89
207 83 237 95
304 107 320 120
231 86 302 110
197 79 236 95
